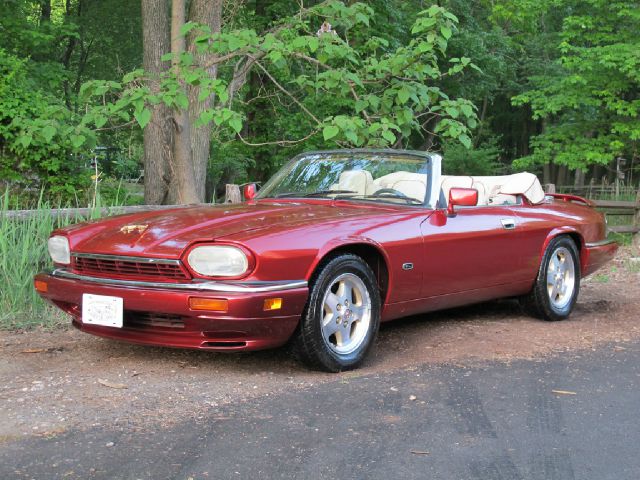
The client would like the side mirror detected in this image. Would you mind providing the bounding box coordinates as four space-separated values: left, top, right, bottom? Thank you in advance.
243 183 257 201
447 187 478 215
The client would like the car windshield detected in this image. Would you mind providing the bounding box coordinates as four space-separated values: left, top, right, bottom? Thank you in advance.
257 151 432 205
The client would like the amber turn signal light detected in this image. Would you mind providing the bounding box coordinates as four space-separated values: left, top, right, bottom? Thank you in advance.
263 298 282 311
34 280 48 293
189 297 228 312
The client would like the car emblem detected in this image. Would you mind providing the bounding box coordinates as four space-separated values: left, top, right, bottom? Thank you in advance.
120 224 149 234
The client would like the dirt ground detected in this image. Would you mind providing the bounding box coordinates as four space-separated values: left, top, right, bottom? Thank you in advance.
1 247 638 441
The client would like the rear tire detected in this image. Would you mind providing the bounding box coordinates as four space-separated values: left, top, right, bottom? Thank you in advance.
293 254 381 372
520 236 580 321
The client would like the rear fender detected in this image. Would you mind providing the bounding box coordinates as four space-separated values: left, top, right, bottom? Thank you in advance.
539 227 585 270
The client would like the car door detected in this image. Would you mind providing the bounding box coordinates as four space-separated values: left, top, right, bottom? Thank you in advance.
419 205 522 298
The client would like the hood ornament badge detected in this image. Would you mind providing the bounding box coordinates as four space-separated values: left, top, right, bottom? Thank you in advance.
120 224 149 234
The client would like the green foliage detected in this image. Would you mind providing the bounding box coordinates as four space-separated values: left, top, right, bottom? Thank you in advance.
82 1 477 154
512 0 640 171
0 192 65 329
442 137 504 175
0 49 95 200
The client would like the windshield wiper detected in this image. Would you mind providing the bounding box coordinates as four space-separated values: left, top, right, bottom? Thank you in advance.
272 190 356 198
304 190 356 197
354 193 423 205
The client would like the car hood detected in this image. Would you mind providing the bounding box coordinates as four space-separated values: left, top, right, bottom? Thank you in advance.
66 201 382 258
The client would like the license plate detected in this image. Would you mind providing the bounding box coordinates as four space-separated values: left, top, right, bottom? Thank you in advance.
82 294 123 328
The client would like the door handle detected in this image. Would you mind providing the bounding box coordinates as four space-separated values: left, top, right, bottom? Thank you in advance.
501 218 516 230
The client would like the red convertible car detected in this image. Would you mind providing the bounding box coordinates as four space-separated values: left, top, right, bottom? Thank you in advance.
35 149 617 371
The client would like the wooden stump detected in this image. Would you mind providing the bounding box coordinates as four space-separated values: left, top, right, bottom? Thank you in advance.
225 184 242 204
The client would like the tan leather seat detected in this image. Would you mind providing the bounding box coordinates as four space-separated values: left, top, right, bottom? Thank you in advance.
372 171 427 201
332 170 375 195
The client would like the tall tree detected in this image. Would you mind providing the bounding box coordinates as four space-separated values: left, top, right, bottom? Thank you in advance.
167 0 199 203
142 0 172 204
187 0 223 202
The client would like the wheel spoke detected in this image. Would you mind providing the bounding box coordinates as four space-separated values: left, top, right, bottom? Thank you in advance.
324 292 340 313
341 281 354 305
337 323 351 346
549 283 559 300
350 304 366 319
322 315 340 338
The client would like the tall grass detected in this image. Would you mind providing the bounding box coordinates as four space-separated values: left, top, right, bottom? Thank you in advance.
0 192 76 329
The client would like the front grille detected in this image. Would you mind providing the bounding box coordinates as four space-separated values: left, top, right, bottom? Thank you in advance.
72 254 189 281
125 311 185 329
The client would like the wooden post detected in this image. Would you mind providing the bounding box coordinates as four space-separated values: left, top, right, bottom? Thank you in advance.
634 191 640 248
224 184 242 204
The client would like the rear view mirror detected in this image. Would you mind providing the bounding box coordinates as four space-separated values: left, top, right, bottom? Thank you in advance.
447 187 478 215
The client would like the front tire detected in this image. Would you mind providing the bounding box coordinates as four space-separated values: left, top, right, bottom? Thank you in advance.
520 236 580 321
293 254 381 372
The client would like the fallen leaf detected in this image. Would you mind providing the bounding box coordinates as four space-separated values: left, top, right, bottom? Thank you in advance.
552 389 576 396
98 379 128 389
410 450 430 455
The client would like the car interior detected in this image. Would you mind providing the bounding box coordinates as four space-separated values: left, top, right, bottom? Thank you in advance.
331 169 545 207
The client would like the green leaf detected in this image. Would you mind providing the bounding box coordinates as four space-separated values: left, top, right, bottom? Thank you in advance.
134 108 152 129
41 125 56 142
308 37 319 53
397 87 411 105
460 104 473 117
18 134 32 148
345 130 358 144
381 130 396 144
70 134 85 149
459 133 471 149
440 26 452 40
323 125 340 140
94 115 107 129
229 117 243 133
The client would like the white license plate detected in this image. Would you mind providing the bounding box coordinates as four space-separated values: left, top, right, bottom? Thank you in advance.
82 294 123 328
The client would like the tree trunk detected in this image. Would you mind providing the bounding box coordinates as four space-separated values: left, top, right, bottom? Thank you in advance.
168 0 199 204
187 0 223 202
543 162 551 185
142 0 173 204
40 0 51 23
556 164 568 186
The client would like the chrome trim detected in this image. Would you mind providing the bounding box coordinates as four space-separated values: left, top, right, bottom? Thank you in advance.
402 263 414 270
72 253 182 265
585 238 617 248
47 269 308 293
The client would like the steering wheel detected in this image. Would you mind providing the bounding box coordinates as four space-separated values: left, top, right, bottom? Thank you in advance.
371 188 408 198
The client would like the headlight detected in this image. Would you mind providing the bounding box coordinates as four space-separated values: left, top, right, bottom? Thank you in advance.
48 236 70 264
187 245 249 277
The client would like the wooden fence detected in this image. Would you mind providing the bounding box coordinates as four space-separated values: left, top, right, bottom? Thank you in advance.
2 185 244 221
547 184 640 236
593 196 640 235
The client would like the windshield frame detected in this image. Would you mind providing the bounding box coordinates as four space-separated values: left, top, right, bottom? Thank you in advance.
256 149 438 208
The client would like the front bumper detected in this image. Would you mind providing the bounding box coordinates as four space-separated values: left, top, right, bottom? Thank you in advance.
35 269 309 351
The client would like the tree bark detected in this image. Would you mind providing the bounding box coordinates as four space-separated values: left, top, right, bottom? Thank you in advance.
142 0 173 204
40 0 51 23
168 0 199 204
187 0 223 202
